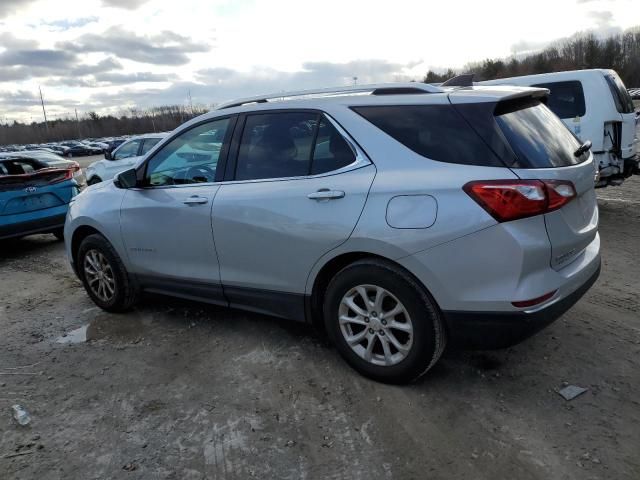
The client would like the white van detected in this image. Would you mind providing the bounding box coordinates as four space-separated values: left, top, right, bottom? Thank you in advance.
479 69 639 187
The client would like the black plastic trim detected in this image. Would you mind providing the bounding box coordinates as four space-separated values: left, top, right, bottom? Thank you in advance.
136 274 227 307
0 213 66 240
224 285 307 322
442 263 601 349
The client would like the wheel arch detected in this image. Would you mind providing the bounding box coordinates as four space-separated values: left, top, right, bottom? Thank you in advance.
307 251 440 332
70 225 104 270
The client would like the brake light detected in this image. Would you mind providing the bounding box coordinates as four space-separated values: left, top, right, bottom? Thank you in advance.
57 162 81 182
463 180 576 222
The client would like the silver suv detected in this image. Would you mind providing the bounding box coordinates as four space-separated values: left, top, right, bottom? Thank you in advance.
65 82 601 383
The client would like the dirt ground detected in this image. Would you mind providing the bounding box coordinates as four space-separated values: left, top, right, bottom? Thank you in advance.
1 175 639 479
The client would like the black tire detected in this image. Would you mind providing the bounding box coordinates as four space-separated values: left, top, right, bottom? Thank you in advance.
323 259 446 384
52 228 64 241
76 233 139 312
87 176 102 185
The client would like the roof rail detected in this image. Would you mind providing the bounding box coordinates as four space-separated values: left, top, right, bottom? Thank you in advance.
441 73 475 87
216 82 444 110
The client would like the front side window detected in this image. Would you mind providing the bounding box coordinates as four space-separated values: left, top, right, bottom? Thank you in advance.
140 137 162 155
113 140 141 160
532 81 586 118
145 118 230 187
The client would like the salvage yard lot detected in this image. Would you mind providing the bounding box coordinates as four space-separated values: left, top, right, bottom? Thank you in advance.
1 180 639 479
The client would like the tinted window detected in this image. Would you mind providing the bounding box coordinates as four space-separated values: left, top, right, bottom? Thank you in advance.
140 137 162 155
145 118 230 186
495 99 585 168
605 74 635 114
235 112 317 180
532 81 586 118
351 105 503 167
113 140 141 160
310 117 355 174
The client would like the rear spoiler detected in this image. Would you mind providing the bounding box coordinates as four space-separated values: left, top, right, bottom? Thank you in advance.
0 165 79 189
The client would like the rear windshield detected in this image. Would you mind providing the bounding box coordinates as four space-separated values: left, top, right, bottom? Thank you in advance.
605 74 635 114
495 99 586 168
532 81 586 118
351 105 504 167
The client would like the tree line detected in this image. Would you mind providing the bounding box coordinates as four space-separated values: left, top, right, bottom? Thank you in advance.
0 105 209 146
424 26 640 87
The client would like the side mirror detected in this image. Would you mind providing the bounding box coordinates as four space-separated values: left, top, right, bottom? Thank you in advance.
104 151 112 160
114 168 138 189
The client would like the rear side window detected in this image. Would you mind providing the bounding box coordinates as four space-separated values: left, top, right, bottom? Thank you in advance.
235 112 355 180
351 105 503 167
605 74 635 114
310 117 355 175
532 81 586 118
495 99 585 168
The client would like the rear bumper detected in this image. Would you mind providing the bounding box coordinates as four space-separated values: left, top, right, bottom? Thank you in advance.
0 213 66 240
442 262 601 349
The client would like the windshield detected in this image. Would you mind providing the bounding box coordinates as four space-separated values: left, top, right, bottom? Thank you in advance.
495 99 587 168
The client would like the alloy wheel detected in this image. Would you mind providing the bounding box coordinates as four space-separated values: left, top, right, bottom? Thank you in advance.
338 284 414 366
83 249 116 302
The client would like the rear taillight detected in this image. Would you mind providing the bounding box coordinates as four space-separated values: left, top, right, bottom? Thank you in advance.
463 179 576 222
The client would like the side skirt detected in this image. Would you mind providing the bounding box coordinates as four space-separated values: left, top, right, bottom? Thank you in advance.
136 274 308 322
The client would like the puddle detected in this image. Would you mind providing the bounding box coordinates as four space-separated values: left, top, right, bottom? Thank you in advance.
56 314 145 344
56 325 89 344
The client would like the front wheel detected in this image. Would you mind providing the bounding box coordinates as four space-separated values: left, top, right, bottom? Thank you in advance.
324 259 446 384
77 234 139 312
87 176 102 185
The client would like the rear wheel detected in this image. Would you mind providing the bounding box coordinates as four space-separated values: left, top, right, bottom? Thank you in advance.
324 259 445 384
77 234 138 312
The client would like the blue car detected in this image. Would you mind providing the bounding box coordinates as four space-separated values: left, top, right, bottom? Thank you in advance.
0 155 85 240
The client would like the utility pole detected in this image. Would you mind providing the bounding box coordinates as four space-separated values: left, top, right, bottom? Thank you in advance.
353 76 358 86
39 86 50 140
75 109 81 139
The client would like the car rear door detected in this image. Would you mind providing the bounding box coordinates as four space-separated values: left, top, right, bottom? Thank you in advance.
212 110 375 319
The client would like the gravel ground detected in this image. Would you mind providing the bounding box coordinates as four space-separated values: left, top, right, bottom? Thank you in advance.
1 175 639 479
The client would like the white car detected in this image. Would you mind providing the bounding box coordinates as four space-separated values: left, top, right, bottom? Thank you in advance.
85 134 166 185
479 69 639 187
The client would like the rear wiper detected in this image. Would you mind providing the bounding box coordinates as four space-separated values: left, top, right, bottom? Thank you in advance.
574 140 592 157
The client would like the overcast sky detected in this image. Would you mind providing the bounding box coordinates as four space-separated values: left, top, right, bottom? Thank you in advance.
0 0 638 122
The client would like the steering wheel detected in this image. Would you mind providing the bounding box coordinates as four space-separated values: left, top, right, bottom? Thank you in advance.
185 165 216 183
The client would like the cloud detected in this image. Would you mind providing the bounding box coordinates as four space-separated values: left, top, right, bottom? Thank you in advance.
0 54 122 83
101 0 150 9
0 89 81 111
0 32 38 50
58 27 210 65
93 71 178 84
85 59 419 111
0 0 36 18
42 16 99 30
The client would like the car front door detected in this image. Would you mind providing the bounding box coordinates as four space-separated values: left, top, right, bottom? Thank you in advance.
212 111 376 319
119 117 235 303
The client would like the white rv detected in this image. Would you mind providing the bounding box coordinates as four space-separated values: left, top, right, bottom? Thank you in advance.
479 69 639 187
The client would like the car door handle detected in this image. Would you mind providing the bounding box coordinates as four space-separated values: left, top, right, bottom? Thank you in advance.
307 189 345 200
183 196 208 205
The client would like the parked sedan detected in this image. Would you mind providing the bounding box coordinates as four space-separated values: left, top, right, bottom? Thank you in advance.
0 155 83 240
64 144 95 157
